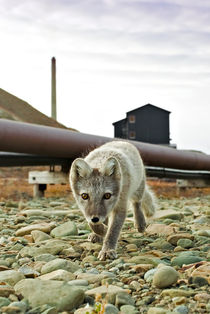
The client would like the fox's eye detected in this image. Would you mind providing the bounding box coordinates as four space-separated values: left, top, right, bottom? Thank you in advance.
81 193 89 200
103 193 111 200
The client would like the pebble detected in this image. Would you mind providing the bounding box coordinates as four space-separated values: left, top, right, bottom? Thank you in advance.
189 276 208 286
105 303 119 313
177 238 193 248
152 265 179 288
174 305 189 314
0 297 10 307
15 222 56 236
0 285 14 297
144 268 157 282
74 306 94 314
14 279 84 311
120 304 137 313
50 221 78 237
85 284 124 298
146 223 178 236
195 229 210 237
0 270 25 286
161 289 194 298
171 254 204 267
19 239 69 257
31 230 52 242
39 269 76 281
167 233 194 246
147 307 170 314
77 273 114 284
41 258 79 274
115 291 135 307
194 292 210 301
0 195 209 313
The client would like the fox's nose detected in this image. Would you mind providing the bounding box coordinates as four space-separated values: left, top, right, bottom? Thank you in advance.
91 217 99 223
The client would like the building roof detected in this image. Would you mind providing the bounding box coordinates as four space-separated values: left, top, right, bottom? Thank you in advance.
113 103 170 125
0 88 70 129
112 117 127 125
127 103 171 115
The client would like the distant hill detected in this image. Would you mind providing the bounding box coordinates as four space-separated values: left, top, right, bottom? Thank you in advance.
0 88 75 130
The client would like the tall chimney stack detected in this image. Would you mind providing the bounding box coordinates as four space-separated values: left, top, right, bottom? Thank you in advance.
51 57 57 120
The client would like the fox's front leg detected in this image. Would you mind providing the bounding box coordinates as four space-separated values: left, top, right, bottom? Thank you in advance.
98 208 127 261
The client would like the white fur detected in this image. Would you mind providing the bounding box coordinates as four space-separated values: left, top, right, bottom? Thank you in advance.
70 141 156 260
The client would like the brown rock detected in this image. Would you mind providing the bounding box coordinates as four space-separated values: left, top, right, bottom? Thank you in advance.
16 222 56 236
0 284 15 297
1 306 22 313
146 223 178 236
194 293 210 301
167 233 194 245
191 262 210 284
130 264 153 275
23 234 34 243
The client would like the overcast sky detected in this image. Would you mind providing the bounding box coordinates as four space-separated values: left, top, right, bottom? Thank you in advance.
0 0 210 153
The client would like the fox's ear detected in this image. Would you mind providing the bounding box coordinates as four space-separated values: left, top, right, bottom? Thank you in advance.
70 158 92 179
102 157 120 177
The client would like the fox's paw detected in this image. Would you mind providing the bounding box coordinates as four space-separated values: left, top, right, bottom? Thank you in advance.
88 233 103 243
98 249 117 261
135 220 147 233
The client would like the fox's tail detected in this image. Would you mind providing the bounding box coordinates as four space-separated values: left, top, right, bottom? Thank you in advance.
142 185 157 217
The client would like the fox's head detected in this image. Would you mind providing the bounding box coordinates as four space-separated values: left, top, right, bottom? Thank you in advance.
69 157 121 224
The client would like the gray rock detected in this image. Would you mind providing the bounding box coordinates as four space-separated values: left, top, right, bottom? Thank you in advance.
39 269 76 281
74 306 94 314
50 221 78 238
147 308 170 314
152 265 179 288
18 265 40 278
105 303 119 313
115 291 135 307
149 239 174 251
68 279 89 286
0 297 10 307
14 279 84 311
174 305 189 314
158 213 183 220
195 230 210 237
171 255 203 267
144 268 157 282
41 258 79 274
127 256 157 266
31 230 52 242
189 276 208 286
120 304 138 313
9 301 28 312
177 239 193 248
19 240 69 257
34 254 57 262
85 285 124 303
0 270 25 286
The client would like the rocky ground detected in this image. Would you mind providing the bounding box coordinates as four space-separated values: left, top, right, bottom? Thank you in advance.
0 193 209 314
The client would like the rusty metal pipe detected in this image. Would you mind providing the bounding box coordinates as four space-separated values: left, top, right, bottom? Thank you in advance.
0 119 210 171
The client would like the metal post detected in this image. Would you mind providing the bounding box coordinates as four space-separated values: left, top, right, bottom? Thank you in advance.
51 57 57 120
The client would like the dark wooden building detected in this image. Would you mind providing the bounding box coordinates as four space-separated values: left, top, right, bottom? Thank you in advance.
113 104 171 145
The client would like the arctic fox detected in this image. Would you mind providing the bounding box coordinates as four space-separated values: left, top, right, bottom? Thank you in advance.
70 141 156 261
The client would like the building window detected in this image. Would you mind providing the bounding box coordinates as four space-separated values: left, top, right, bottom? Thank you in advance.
129 115 136 123
129 131 136 139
